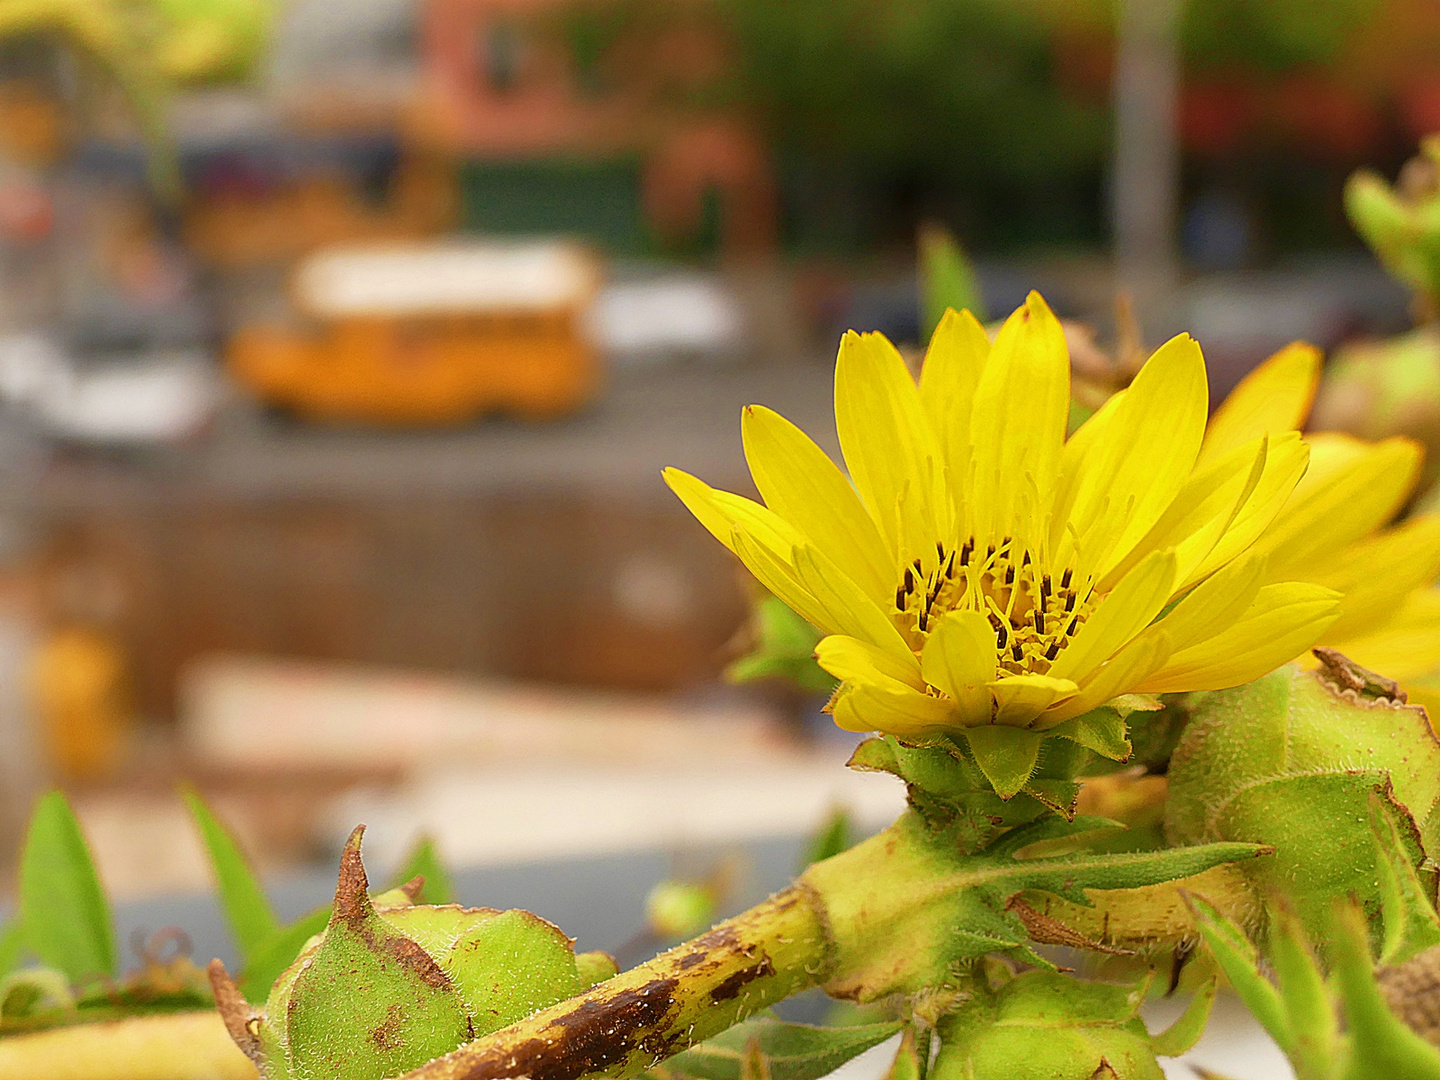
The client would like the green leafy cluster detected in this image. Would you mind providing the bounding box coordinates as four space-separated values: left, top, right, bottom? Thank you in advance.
0 792 211 1034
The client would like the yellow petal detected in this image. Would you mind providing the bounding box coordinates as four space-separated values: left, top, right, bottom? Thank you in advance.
1199 341 1321 466
826 680 955 736
834 330 945 559
1309 514 1440 643
814 634 926 691
987 673 1078 727
1102 433 1271 591
1185 433 1310 586
732 530 916 659
1327 588 1440 681
1154 552 1268 653
664 467 910 655
920 609 998 720
1137 582 1340 694
741 404 893 604
1062 334 1209 580
969 292 1070 549
918 307 990 534
1049 550 1178 683
1256 435 1423 580
1041 626 1172 727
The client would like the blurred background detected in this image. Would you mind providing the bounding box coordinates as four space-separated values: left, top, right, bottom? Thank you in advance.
0 0 1434 983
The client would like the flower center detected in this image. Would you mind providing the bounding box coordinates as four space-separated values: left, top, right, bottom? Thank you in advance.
894 536 1096 675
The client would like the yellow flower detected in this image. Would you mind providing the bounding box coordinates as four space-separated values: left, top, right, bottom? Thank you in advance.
665 292 1340 791
1203 343 1440 710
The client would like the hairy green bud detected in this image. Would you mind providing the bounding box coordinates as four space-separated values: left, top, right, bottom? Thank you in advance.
210 826 613 1080
1165 660 1440 937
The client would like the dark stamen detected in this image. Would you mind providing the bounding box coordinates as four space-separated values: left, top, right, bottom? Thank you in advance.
960 539 974 564
895 586 907 609
1012 642 1024 662
945 551 956 577
904 567 914 594
1034 609 1046 635
996 622 1008 649
1041 574 1051 601
937 541 946 560
1004 566 1015 586
1021 550 1031 566
1067 616 1079 636
1045 641 1060 661
1061 568 1073 588
1064 592 1076 613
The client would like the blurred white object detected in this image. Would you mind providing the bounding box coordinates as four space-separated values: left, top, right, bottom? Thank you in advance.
0 335 221 444
181 654 788 771
294 240 600 317
588 274 745 364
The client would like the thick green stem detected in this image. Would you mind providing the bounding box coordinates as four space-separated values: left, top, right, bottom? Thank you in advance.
399 884 833 1080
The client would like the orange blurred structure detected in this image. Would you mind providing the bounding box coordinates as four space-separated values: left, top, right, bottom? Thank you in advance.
228 239 602 423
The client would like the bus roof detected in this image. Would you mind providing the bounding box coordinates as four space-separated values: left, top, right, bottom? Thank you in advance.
294 240 599 317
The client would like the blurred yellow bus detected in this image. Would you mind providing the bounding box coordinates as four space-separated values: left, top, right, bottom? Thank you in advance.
228 239 602 423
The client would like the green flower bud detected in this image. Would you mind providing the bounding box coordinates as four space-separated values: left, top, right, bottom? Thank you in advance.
210 826 610 1080
1165 660 1440 937
646 880 719 942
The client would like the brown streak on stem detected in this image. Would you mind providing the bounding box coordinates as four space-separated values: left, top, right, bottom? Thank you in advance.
398 886 831 1080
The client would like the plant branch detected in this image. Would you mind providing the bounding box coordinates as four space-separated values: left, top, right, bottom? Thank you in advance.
398 884 834 1080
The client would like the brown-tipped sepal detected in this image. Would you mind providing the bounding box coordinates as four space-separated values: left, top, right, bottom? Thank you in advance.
215 824 598 1080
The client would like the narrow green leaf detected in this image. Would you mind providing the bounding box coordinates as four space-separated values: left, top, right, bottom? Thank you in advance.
390 835 455 906
183 788 280 963
918 224 985 338
239 907 330 1002
1367 793 1440 966
963 726 1042 800
880 1027 921 1080
1268 907 1340 1075
1188 895 1294 1055
18 792 115 982
801 808 854 870
1149 976 1217 1058
1019 842 1267 904
665 1018 904 1080
985 814 1125 860
0 920 22 979
1331 901 1440 1079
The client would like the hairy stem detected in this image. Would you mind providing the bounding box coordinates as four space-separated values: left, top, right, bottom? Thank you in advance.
398 883 834 1080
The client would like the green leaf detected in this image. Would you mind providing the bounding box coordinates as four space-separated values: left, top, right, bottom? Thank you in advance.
918 224 985 338
801 807 854 869
963 726 1042 800
1187 895 1294 1055
0 920 22 979
18 791 115 982
880 1027 922 1080
664 1017 903 1080
240 907 330 1002
1367 793 1440 966
1268 907 1340 1076
1331 901 1440 1079
183 788 280 964
390 835 455 906
1148 977 1217 1058
1018 843 1269 906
